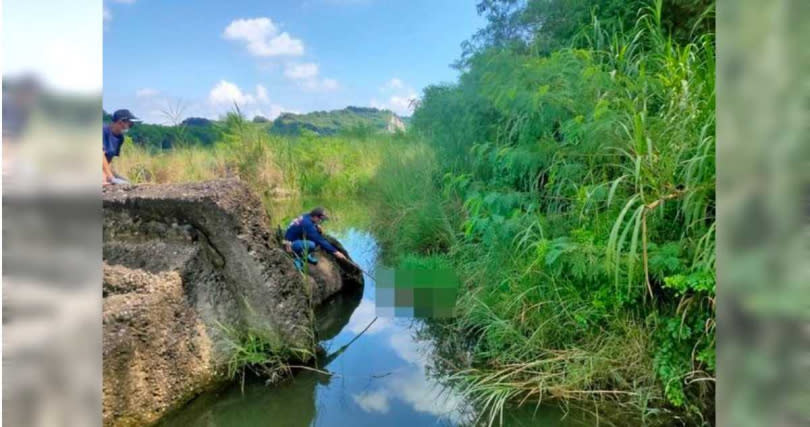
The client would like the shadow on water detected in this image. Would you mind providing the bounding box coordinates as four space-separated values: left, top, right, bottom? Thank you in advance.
314 287 364 343
156 227 622 427
153 292 362 427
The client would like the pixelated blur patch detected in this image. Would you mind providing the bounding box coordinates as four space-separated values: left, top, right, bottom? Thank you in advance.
375 255 459 318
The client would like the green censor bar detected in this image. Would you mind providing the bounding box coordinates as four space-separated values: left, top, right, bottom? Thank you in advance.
375 266 459 318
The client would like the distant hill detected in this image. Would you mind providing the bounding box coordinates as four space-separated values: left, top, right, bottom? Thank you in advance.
102 105 406 150
270 106 408 136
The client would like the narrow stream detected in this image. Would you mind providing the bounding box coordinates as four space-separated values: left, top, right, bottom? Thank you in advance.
156 228 607 426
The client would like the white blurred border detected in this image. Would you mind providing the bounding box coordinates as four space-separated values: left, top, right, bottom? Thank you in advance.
3 1 102 95
3 1 103 426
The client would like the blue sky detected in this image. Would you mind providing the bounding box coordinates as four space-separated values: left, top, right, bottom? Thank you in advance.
103 0 486 123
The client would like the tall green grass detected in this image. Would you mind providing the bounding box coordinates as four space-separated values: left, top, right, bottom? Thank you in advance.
364 138 458 260
115 112 388 214
366 1 715 423
214 321 315 388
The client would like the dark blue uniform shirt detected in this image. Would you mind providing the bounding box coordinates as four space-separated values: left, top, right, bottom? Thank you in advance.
103 124 124 163
284 214 338 254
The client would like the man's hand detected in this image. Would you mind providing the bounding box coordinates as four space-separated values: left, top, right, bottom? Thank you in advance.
103 151 115 185
109 176 130 185
334 251 347 261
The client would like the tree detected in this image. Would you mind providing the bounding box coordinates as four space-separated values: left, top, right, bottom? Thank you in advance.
456 0 714 67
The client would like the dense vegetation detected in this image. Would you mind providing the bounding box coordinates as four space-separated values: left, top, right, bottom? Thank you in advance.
458 0 713 63
112 0 715 423
366 0 715 422
270 106 406 136
113 111 389 215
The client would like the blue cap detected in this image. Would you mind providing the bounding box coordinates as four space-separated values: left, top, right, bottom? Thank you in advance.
112 109 141 123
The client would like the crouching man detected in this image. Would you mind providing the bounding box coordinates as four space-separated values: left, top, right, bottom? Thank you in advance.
103 109 139 185
284 207 347 270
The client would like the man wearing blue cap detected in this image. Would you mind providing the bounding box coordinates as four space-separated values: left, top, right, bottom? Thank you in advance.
284 207 347 271
103 109 140 185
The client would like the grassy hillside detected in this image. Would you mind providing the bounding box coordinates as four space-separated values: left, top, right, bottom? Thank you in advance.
270 106 406 136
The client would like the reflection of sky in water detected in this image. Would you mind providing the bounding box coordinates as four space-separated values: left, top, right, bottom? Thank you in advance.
156 227 617 427
157 228 475 427
155 227 607 427
312 228 473 426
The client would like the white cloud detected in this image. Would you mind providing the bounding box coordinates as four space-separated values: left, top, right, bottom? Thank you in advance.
345 299 390 335
109 0 137 3
352 391 390 414
209 80 256 106
103 7 112 22
373 78 418 115
389 94 416 114
284 62 319 80
259 32 304 56
206 80 288 120
224 18 277 42
136 88 159 98
389 334 425 365
223 18 304 57
249 104 288 120
345 344 472 423
265 104 287 120
370 91 417 116
283 63 339 92
389 371 469 421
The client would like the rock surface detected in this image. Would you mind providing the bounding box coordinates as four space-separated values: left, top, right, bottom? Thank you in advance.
102 179 361 426
103 265 215 426
293 234 364 308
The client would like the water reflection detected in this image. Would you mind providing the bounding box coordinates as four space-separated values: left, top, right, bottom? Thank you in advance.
158 229 474 426
157 229 598 426
311 229 474 425
314 288 363 342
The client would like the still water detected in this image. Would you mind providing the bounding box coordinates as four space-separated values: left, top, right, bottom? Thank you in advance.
156 229 606 426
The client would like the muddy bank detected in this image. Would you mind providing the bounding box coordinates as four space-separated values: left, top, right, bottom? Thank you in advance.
102 179 361 426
